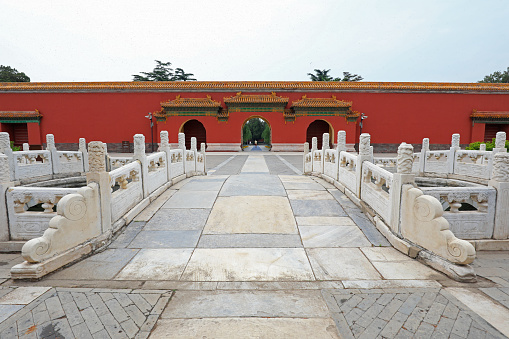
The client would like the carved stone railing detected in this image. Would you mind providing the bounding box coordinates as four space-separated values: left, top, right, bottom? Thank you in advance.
303 146 313 174
185 150 196 175
373 156 397 170
146 152 167 195
170 149 184 179
424 150 450 174
420 186 496 239
338 151 357 194
312 150 323 173
13 150 53 180
323 148 339 180
6 187 79 240
109 161 143 224
361 162 393 224
109 156 133 171
454 150 493 180
56 151 84 174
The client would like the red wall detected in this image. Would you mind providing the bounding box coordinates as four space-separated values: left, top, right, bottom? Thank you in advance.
1 90 508 146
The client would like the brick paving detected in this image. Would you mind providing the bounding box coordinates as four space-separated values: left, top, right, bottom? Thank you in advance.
323 288 507 339
0 288 171 339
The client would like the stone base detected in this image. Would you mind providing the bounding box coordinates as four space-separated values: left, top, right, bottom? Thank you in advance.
206 143 242 152
11 243 93 279
417 250 477 283
0 241 24 253
271 144 303 152
469 239 509 251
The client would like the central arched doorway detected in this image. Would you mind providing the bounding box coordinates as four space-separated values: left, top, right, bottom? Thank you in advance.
306 120 333 149
241 116 271 151
180 119 206 150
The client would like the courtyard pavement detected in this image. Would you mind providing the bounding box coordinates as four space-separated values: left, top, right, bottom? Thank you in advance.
0 153 508 338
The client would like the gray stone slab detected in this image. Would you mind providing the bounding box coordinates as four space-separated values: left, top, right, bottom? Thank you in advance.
299 226 372 247
162 190 218 208
162 290 330 319
346 210 391 247
108 222 145 249
211 155 248 175
219 174 286 196
0 304 23 323
197 234 303 248
128 230 201 248
50 249 139 280
282 181 326 190
144 208 211 231
179 179 225 191
290 199 347 217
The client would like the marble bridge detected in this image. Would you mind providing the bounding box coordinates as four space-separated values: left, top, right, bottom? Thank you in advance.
0 153 506 338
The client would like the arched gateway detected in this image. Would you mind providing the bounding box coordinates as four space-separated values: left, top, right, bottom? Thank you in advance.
307 120 333 149
180 119 206 150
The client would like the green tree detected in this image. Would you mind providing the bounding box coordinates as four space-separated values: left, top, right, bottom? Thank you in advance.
307 69 363 82
479 67 509 83
242 125 252 144
243 118 267 143
261 124 271 144
132 60 197 81
0 65 30 82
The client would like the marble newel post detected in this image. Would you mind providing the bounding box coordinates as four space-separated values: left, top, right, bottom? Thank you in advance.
489 153 509 239
448 133 460 173
355 133 373 196
303 142 310 174
321 133 330 174
79 138 89 172
390 142 417 234
46 134 59 174
0 132 14 181
178 133 186 174
133 134 149 198
200 142 207 174
493 131 507 154
311 137 317 172
86 141 112 233
336 131 346 154
0 154 13 241
159 131 172 182
418 138 429 174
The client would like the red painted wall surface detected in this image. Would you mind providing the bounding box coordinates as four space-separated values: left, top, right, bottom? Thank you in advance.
1 91 508 146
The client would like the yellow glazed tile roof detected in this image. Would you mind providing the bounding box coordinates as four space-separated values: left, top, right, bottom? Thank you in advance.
0 110 42 118
1 81 509 93
223 92 289 104
161 95 222 108
471 111 509 118
292 95 352 108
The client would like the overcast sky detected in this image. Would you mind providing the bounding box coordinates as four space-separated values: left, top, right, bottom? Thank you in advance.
1 0 508 83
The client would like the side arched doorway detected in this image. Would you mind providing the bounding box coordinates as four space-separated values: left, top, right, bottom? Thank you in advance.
180 119 206 150
306 120 333 149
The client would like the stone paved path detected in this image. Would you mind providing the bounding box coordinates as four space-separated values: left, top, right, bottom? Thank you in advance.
0 154 508 338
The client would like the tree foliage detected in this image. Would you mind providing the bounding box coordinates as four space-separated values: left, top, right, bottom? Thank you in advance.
243 118 270 144
307 69 363 82
479 67 509 83
133 60 196 81
0 65 30 82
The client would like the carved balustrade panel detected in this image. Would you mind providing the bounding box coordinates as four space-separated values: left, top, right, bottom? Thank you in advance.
6 187 80 240
185 150 196 173
57 151 84 173
170 150 184 178
304 152 313 173
323 149 339 180
14 151 52 180
109 161 143 223
312 150 323 173
360 162 393 223
421 186 496 239
338 152 357 193
146 152 168 194
424 151 449 174
454 150 492 180
109 156 133 171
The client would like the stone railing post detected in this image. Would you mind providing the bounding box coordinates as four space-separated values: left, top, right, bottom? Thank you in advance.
480 143 487 151
337 131 346 153
103 142 111 172
46 134 59 175
356 133 373 196
178 132 186 174
493 131 507 154
159 131 172 182
133 134 149 198
22 143 29 151
419 138 429 174
488 153 509 239
449 133 460 173
79 138 89 172
390 142 417 234
303 142 310 174
321 133 329 174
198 142 207 174
86 141 112 233
0 154 13 241
311 137 317 172
0 132 15 181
